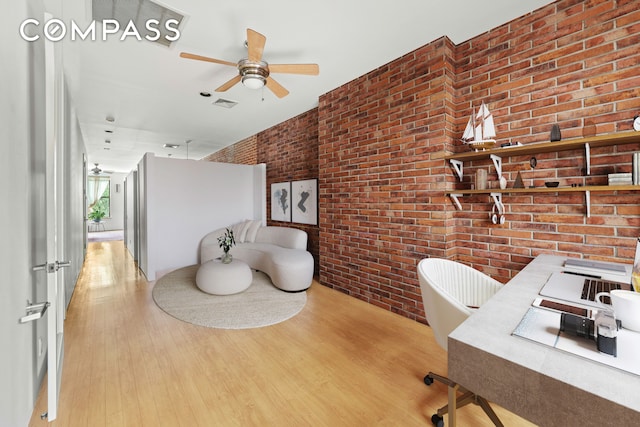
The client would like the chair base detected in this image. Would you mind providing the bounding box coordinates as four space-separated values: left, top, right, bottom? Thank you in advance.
424 372 504 427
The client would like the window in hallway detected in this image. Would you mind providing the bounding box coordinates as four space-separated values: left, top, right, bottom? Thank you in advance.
87 175 110 218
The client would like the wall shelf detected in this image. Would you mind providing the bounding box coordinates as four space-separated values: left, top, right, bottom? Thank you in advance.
445 131 640 181
444 131 640 219
449 184 639 195
444 131 640 162
448 185 639 218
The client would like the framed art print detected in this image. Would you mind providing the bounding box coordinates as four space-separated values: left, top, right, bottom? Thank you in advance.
271 182 291 222
291 179 318 225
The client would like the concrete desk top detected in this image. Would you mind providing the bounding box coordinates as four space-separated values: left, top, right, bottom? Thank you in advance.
448 254 640 426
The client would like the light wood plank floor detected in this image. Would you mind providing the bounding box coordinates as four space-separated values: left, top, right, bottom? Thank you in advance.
30 241 535 426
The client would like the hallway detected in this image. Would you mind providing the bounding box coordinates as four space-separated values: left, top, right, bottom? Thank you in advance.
29 241 533 426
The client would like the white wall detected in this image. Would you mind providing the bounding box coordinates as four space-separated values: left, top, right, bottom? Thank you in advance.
1 2 42 424
62 96 88 310
138 154 266 280
125 170 137 259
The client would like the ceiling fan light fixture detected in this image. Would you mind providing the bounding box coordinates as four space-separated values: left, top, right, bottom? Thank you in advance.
238 59 268 90
241 75 266 90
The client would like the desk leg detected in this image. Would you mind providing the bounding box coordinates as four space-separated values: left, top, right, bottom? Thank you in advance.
448 384 458 427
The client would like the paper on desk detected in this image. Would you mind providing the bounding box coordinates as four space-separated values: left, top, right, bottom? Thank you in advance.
513 307 640 376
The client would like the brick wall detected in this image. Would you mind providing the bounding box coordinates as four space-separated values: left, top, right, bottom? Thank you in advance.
205 0 640 324
319 0 640 323
201 135 257 164
257 109 320 275
318 37 459 319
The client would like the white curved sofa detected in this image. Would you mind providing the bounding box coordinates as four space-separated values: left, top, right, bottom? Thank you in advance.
200 220 314 292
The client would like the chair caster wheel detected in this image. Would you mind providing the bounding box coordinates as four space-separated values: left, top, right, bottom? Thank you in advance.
431 413 444 427
424 374 434 386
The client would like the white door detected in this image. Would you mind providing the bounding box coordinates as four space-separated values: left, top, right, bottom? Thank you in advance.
42 20 65 422
2 5 68 424
2 3 43 424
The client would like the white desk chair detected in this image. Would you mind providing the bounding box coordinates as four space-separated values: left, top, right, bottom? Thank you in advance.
417 258 504 427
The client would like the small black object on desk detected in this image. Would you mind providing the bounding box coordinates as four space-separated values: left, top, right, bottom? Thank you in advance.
560 312 618 357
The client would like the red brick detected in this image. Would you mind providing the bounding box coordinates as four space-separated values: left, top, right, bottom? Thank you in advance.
202 1 640 324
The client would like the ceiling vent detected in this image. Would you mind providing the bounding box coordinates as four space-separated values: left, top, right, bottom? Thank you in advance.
212 98 238 109
92 0 185 47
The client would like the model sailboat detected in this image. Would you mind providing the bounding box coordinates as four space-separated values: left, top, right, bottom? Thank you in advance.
462 101 496 151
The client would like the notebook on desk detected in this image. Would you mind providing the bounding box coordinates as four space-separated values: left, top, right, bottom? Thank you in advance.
563 258 629 281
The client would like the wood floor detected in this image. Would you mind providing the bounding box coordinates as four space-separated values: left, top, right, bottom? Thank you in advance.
30 240 535 426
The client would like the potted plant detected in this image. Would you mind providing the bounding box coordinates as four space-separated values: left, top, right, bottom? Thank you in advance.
88 206 106 223
217 228 236 264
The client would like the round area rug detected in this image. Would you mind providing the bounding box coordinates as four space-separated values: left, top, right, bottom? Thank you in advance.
152 265 307 329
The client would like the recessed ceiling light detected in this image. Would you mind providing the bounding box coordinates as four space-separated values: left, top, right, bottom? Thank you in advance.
164 143 180 149
106 116 115 122
104 147 110 150
105 130 113 133
105 139 111 143
200 91 211 97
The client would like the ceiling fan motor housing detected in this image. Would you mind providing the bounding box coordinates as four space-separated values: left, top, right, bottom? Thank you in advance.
238 59 269 88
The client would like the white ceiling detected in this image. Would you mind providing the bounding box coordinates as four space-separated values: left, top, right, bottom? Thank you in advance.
52 0 553 174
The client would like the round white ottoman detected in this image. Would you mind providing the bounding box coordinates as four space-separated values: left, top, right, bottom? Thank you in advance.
196 259 253 295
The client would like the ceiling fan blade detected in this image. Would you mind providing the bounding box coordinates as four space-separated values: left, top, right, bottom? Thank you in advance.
215 75 242 92
179 52 237 67
268 64 319 75
265 77 289 98
246 28 266 62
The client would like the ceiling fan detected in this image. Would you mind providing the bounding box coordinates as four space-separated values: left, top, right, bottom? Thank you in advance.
90 163 113 175
179 28 319 98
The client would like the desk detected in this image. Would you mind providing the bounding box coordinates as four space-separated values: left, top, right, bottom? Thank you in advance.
448 254 640 426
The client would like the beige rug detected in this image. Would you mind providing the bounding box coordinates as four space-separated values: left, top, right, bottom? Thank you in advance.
152 265 307 329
